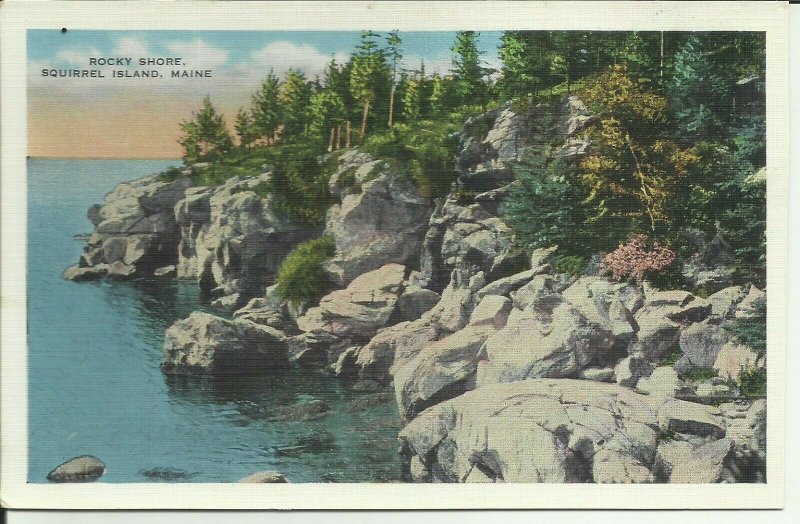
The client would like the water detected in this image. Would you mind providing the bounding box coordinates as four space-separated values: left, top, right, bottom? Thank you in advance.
27 159 403 483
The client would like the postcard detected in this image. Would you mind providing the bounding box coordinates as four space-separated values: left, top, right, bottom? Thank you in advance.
0 0 789 509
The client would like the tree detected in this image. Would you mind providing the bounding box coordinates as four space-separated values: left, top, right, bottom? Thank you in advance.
498 31 553 98
234 108 258 148
350 30 390 142
451 31 489 105
251 71 283 144
385 30 403 127
579 65 701 235
402 70 422 122
178 96 233 164
280 68 312 139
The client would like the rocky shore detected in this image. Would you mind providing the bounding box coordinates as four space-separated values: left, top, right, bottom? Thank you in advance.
64 95 767 483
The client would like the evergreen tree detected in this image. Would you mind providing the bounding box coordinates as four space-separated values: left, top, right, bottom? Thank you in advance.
451 31 489 105
178 96 233 164
386 30 403 127
251 71 283 144
280 68 313 139
350 30 390 142
234 107 257 148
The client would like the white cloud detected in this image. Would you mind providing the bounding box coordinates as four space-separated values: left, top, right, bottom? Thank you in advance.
166 39 229 69
55 48 102 66
401 53 453 76
250 41 348 78
114 36 149 57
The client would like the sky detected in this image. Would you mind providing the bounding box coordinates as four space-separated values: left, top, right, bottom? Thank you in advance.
28 30 503 158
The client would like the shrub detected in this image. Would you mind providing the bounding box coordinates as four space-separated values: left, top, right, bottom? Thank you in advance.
738 366 766 397
275 236 337 304
599 234 676 283
724 300 766 358
554 255 587 276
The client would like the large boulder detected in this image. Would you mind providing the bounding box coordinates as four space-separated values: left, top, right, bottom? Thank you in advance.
162 311 287 375
47 455 106 483
674 320 732 374
65 174 192 280
323 169 432 286
399 379 728 483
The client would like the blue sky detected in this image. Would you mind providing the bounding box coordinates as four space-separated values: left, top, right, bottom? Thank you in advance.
28 30 503 76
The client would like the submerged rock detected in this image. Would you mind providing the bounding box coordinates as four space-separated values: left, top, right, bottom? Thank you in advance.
265 399 331 422
238 471 288 483
47 455 106 483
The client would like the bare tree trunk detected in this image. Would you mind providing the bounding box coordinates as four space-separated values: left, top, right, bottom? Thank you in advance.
336 125 341 150
360 99 370 143
328 127 335 152
660 31 664 81
388 85 396 127
346 121 351 148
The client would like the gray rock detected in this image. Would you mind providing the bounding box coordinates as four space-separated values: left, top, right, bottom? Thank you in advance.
210 293 243 314
637 366 686 397
669 438 734 483
324 172 432 286
707 286 747 318
674 320 732 374
579 367 616 382
64 264 109 281
629 291 711 361
475 268 540 299
238 471 288 483
713 342 762 380
397 285 441 322
162 311 287 375
735 285 766 319
615 355 653 388
468 295 512 329
47 455 106 482
399 379 726 483
154 265 176 278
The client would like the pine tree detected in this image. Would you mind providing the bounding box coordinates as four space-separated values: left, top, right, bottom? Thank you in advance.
251 71 283 144
386 30 403 127
402 70 422 122
234 108 257 148
178 96 233 164
280 68 312 139
451 31 488 105
350 30 390 142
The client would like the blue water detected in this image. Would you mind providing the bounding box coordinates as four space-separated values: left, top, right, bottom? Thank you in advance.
27 159 403 483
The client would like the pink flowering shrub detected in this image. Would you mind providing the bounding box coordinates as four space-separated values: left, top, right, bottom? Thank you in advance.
599 234 676 283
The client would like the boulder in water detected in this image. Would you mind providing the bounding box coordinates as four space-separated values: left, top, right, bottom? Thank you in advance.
47 455 106 482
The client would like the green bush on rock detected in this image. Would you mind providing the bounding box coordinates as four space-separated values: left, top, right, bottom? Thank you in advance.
275 236 337 304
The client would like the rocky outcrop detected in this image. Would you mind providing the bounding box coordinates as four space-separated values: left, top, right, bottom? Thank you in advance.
64 174 191 280
292 264 408 363
238 471 288 483
399 379 734 483
47 455 106 482
175 174 313 304
162 311 287 375
323 160 432 286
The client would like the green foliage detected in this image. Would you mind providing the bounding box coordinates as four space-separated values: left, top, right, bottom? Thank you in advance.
275 236 337 304
235 108 258 148
451 31 490 106
724 301 766 358
658 346 684 367
178 96 234 164
280 69 313 139
681 367 717 382
553 255 587 276
350 31 391 141
738 367 766 397
504 151 590 256
251 71 283 143
160 165 184 181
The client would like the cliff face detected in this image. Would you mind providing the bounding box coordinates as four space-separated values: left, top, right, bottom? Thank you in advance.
65 95 766 484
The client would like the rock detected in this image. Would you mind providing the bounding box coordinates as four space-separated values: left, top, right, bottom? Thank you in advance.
637 366 686 397
713 342 762 380
266 399 331 422
397 285 441 322
349 379 384 392
674 320 732 374
735 285 766 318
139 467 198 481
64 264 109 281
332 346 359 378
399 379 726 483
344 390 394 412
681 231 736 288
669 438 734 483
561 276 639 344
354 319 440 384
393 326 490 418
529 246 558 268
629 291 711 361
615 356 653 388
579 367 615 382
468 295 512 329
324 171 432 286
296 264 406 351
695 382 714 397
707 286 747 318
238 471 288 483
210 293 243 314
162 311 287 375
510 274 567 310
154 265 176 278
475 268 540 299
653 440 694 480
718 399 766 481
47 455 106 482
478 299 615 387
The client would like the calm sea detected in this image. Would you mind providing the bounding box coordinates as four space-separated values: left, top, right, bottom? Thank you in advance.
27 158 402 483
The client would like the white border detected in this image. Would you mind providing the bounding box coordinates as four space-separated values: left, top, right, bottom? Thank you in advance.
0 0 789 510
